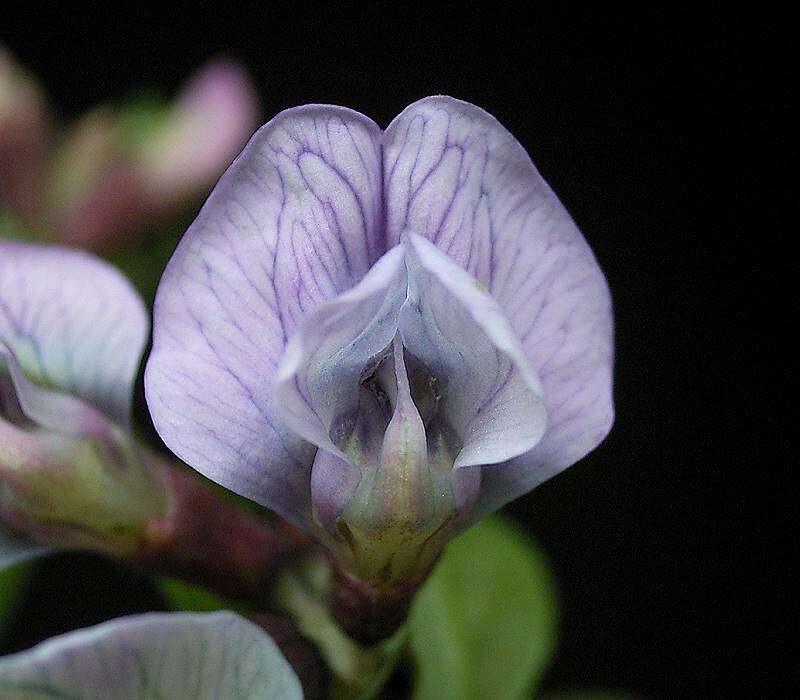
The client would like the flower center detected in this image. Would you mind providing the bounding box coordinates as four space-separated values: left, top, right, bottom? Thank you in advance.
275 234 547 584
331 337 461 584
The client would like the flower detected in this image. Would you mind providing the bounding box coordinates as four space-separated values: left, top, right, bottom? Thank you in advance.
137 59 260 208
48 59 260 251
145 96 614 586
0 240 167 561
0 45 260 251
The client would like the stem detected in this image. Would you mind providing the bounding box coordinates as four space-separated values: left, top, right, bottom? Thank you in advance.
273 559 406 700
250 613 330 700
330 563 429 644
134 461 307 600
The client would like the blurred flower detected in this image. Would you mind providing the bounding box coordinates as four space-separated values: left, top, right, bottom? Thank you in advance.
146 96 614 586
137 59 259 207
0 240 168 558
0 46 259 251
44 107 148 251
0 46 50 222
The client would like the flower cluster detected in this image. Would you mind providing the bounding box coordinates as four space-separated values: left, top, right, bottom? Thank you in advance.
1 94 613 697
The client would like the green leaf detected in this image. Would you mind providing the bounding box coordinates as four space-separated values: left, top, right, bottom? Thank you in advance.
0 562 33 647
158 576 245 614
409 515 558 700
0 611 302 699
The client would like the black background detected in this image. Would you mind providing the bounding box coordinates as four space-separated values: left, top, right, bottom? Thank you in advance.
2 5 774 698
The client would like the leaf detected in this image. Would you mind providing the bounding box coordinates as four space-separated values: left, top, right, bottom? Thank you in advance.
0 610 303 699
158 575 233 613
409 515 558 700
0 561 33 647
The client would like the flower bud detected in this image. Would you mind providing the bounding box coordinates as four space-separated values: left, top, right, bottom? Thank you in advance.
0 377 167 554
45 108 148 250
136 59 259 207
46 59 258 251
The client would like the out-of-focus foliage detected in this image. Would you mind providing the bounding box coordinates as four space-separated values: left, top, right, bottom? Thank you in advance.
409 515 558 700
0 563 32 647
106 222 186 306
542 693 639 699
159 575 243 614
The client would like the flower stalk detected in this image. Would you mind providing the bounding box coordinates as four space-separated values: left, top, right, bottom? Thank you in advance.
329 559 431 645
273 556 407 698
135 458 309 600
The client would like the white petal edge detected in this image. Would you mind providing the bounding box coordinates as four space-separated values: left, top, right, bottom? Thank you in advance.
0 611 302 699
275 244 406 458
1 343 116 439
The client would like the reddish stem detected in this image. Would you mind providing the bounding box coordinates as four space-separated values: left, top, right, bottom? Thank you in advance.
251 613 329 700
134 464 308 600
330 562 431 644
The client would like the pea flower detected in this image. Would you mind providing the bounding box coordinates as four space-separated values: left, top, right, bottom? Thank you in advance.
146 96 614 586
0 240 167 562
0 611 302 699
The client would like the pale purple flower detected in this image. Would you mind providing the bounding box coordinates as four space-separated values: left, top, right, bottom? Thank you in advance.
146 96 614 584
0 241 166 564
0 611 302 699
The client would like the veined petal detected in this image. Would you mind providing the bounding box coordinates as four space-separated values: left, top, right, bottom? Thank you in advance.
384 97 613 512
146 105 384 524
0 241 148 428
402 233 547 468
0 611 302 699
275 244 406 457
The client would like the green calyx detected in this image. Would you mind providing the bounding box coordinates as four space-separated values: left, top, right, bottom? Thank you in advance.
335 340 457 587
0 421 168 553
